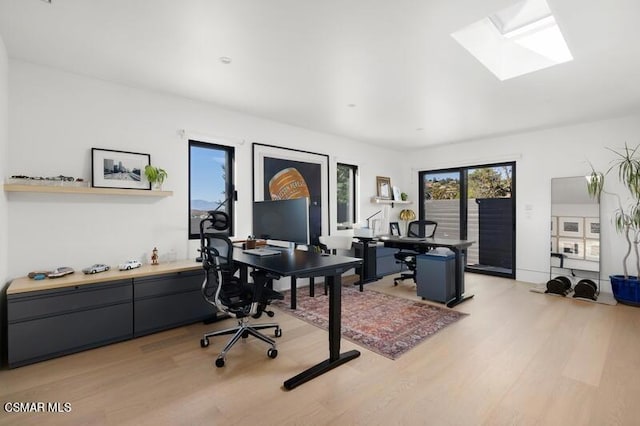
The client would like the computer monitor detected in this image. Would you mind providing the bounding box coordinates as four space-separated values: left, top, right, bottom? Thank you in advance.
252 198 310 245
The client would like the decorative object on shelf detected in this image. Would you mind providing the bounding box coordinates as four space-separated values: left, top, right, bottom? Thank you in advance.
151 247 159 265
92 148 151 190
389 222 401 236
8 175 87 186
392 186 401 201
144 165 168 190
253 143 329 246
119 259 142 271
586 143 640 305
399 208 416 235
82 264 110 274
376 176 392 199
400 192 408 201
47 267 75 278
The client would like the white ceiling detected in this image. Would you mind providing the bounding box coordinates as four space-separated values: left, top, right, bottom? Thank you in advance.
1 0 640 149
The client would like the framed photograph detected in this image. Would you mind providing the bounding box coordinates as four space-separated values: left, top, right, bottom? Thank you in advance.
558 238 584 259
551 216 558 236
558 216 584 238
389 222 401 236
392 186 402 201
252 143 329 246
584 217 600 239
91 148 150 190
376 176 391 199
585 239 600 262
551 237 558 253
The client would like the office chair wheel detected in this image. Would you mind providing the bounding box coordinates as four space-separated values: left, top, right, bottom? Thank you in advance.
200 338 209 348
242 330 250 339
266 310 275 317
215 357 225 368
275 328 282 338
267 348 278 359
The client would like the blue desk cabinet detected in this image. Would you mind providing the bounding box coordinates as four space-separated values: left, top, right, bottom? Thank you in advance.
416 253 456 303
7 280 133 368
376 246 406 278
133 270 216 337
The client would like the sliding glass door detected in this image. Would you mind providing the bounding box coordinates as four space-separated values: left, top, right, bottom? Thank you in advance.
419 162 515 278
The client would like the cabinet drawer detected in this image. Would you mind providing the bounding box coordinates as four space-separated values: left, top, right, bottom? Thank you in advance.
8 302 133 367
134 270 203 299
8 280 132 322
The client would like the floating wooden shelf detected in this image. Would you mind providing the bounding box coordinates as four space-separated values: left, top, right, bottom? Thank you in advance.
3 184 172 197
370 197 412 206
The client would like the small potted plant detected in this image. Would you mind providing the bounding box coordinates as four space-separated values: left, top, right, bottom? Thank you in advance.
587 143 640 305
144 165 168 190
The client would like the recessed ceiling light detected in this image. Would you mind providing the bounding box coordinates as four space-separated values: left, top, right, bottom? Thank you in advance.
347 104 356 108
40 0 52 3
219 57 232 64
416 127 424 131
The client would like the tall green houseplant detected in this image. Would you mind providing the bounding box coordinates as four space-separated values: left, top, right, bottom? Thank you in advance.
587 143 640 305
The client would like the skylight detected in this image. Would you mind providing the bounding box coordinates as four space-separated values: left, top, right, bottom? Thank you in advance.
451 0 573 81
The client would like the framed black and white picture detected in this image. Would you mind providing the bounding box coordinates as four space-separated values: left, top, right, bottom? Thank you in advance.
558 216 583 238
91 148 151 190
585 217 600 239
585 239 600 262
389 222 401 236
558 238 584 259
376 176 391 199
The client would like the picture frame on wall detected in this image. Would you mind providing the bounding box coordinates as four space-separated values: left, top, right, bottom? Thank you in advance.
252 143 329 246
558 238 584 259
551 237 558 253
585 239 600 262
376 176 391 199
551 216 558 236
584 217 600 239
558 216 584 238
91 148 151 190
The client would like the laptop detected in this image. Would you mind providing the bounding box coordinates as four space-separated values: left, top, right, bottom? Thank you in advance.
242 248 281 256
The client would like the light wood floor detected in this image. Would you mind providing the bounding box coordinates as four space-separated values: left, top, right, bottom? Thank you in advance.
2 274 640 426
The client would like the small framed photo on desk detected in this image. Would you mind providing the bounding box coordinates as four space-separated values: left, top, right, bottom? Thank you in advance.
389 222 401 236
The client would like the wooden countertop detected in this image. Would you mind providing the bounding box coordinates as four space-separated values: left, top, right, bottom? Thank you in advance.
8 260 202 295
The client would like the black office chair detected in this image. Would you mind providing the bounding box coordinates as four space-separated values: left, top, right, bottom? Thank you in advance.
393 220 438 286
199 212 284 368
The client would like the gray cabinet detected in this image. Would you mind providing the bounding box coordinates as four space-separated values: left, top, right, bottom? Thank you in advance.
7 280 133 368
134 270 216 337
7 268 217 368
376 246 405 278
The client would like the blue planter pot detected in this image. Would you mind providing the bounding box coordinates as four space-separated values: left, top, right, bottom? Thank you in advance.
610 275 640 306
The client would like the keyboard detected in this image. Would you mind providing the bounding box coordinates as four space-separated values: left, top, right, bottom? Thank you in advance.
242 248 281 256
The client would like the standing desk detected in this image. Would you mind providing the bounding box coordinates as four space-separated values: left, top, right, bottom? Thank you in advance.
379 236 475 308
233 248 363 390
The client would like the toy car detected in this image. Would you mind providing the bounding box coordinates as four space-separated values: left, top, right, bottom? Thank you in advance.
119 259 142 271
47 267 75 278
82 263 110 274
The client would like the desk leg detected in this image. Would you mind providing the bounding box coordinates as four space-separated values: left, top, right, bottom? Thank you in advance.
283 274 361 390
446 248 474 308
290 276 297 310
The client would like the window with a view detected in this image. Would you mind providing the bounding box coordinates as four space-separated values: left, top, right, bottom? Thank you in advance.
337 163 357 229
189 141 234 239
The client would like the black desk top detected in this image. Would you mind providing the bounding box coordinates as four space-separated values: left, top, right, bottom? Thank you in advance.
378 235 474 249
233 247 362 278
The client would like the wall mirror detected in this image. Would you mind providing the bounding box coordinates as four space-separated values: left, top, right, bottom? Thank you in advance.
550 176 600 298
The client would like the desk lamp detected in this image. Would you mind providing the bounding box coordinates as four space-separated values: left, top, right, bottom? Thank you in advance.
399 209 416 236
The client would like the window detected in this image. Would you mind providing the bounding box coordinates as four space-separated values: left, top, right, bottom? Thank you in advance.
189 140 234 239
337 163 357 229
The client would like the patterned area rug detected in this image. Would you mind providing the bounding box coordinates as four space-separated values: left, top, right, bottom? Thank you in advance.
273 284 468 360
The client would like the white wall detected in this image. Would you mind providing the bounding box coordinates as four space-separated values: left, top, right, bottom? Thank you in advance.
407 113 640 292
6 60 405 283
0 35 8 361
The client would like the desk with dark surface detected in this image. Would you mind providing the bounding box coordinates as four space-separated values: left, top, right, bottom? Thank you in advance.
379 236 475 308
233 247 363 390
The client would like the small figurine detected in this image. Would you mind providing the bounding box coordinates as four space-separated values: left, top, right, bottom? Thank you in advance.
151 247 159 265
